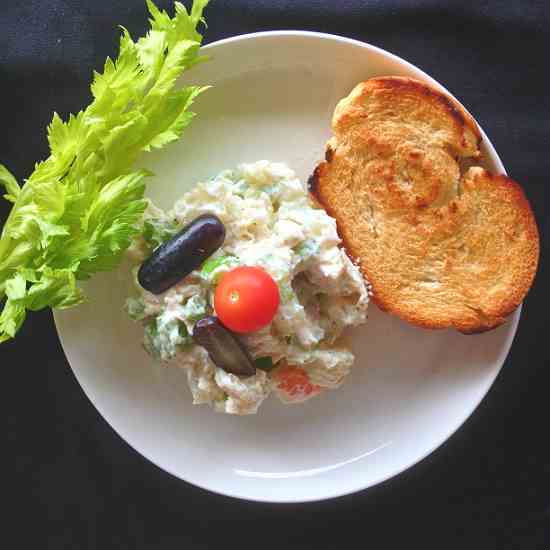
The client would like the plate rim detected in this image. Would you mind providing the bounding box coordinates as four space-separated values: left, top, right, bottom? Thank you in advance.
54 30 521 503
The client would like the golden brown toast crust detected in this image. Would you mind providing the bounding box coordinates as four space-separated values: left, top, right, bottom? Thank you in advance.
311 77 539 334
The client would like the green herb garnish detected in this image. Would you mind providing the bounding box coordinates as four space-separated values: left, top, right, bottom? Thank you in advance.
142 218 180 249
254 356 274 371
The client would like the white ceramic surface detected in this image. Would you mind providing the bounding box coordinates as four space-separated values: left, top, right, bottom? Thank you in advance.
54 32 519 503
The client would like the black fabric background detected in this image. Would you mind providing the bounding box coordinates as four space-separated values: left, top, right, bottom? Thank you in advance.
2 1 549 548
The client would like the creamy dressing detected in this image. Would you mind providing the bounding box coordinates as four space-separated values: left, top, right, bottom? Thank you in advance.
126 161 369 414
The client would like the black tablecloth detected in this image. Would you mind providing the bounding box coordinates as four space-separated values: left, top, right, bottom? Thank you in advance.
2 1 549 548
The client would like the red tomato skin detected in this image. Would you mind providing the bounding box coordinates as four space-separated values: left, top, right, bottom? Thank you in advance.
214 266 280 333
274 365 322 403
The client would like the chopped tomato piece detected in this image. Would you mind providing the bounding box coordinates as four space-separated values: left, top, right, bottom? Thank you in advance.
273 365 322 403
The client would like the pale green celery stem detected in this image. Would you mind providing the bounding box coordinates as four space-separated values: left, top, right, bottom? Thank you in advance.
0 235 12 263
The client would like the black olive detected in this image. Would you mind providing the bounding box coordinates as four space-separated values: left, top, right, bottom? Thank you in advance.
192 316 256 377
138 214 225 294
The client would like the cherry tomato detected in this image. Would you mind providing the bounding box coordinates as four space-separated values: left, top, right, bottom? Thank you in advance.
214 266 280 333
273 365 322 403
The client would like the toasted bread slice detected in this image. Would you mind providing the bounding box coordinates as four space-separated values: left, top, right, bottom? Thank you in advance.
310 76 539 333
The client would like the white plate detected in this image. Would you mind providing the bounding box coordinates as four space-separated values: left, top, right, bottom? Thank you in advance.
54 31 519 503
